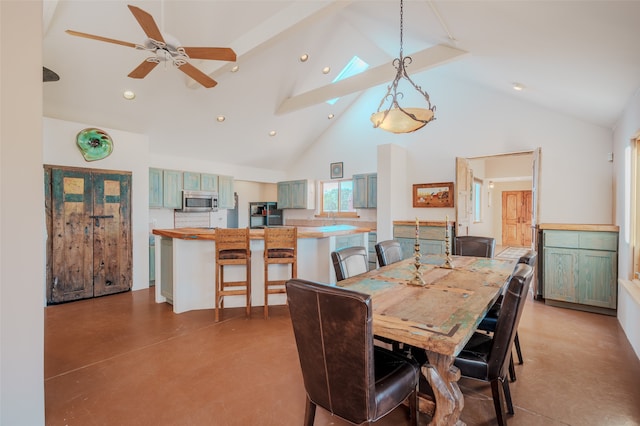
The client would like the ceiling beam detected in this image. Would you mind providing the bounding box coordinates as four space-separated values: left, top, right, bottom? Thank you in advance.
276 44 468 114
187 1 352 89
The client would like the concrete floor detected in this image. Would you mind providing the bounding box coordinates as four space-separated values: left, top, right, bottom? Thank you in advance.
44 287 640 426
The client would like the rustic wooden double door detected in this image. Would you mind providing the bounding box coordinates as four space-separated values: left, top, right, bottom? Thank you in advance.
45 166 132 304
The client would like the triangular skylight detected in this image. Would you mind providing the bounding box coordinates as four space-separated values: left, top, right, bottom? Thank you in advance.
326 56 369 105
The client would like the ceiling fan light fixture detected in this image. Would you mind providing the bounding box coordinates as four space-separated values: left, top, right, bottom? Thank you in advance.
370 0 435 134
123 90 136 100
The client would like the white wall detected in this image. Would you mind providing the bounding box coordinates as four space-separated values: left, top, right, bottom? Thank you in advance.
43 117 151 292
233 180 277 228
294 68 614 225
613 87 640 357
1 1 45 423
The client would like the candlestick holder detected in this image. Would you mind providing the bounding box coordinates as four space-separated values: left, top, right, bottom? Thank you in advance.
408 235 426 286
442 222 454 269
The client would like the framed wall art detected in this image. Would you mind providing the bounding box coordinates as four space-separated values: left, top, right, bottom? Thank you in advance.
413 182 454 208
330 162 343 179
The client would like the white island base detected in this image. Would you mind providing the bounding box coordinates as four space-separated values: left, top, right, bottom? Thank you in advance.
153 226 370 314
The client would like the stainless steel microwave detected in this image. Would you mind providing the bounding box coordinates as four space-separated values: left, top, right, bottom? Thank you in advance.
180 190 218 212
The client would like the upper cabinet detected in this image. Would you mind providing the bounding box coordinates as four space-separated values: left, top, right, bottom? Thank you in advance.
218 175 234 209
201 173 219 192
183 172 201 191
149 168 229 209
149 168 163 208
277 179 315 209
353 173 377 209
163 170 183 209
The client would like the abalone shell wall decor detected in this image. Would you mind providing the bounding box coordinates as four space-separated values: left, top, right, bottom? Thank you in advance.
76 128 113 161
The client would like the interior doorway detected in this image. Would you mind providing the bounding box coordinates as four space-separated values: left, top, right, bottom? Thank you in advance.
457 149 540 252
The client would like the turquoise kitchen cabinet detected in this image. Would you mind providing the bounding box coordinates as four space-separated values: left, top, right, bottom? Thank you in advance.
277 179 315 209
149 168 163 208
218 175 234 209
183 172 201 191
201 173 219 192
353 173 377 208
163 169 183 209
541 227 618 314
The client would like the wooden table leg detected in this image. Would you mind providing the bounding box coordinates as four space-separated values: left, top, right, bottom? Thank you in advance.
422 351 465 426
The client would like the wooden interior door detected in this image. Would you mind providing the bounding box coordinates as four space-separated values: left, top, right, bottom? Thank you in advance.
46 166 132 304
502 190 532 247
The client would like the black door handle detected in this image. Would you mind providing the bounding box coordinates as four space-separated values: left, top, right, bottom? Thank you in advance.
89 215 114 227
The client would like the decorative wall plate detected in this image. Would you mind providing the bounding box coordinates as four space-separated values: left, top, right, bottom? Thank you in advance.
76 128 113 161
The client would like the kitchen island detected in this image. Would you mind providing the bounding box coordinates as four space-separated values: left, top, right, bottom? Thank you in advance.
152 225 371 313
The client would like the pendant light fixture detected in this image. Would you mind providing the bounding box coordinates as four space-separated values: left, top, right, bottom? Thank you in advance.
370 0 436 134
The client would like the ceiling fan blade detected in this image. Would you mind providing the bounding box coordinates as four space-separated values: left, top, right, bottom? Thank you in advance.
178 62 217 88
128 5 164 43
43 67 60 82
128 60 159 79
66 30 137 48
182 47 237 62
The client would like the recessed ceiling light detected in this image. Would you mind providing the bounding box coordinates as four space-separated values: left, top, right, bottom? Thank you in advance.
269 130 277 137
322 66 331 74
327 113 334 119
123 90 136 100
230 65 239 73
216 115 226 122
512 82 525 91
299 53 309 62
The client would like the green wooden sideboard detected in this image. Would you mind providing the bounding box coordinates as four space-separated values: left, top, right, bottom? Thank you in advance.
539 224 619 315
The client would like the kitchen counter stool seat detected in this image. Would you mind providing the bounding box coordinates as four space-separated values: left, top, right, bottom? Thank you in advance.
263 227 297 319
215 227 252 322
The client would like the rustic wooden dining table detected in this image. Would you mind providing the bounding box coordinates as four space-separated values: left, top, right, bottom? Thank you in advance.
337 255 517 426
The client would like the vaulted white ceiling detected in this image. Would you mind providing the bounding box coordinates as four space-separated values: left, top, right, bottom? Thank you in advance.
43 1 640 171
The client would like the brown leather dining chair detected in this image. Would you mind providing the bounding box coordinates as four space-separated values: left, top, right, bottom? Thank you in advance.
454 235 496 258
478 250 537 379
375 240 403 267
454 263 534 426
331 245 401 352
214 227 251 322
286 278 419 426
331 246 369 282
263 226 297 319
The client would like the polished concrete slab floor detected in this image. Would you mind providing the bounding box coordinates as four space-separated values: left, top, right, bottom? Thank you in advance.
45 288 640 426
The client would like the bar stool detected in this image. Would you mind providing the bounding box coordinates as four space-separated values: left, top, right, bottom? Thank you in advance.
263 226 297 319
215 227 251 322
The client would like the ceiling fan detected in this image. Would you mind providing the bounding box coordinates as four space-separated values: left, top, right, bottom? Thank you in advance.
66 4 236 88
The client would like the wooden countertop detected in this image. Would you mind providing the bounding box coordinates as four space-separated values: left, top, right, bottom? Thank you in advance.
152 224 371 241
538 223 619 232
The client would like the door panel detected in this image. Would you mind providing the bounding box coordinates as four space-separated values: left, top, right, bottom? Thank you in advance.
50 168 94 302
92 172 132 297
